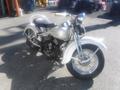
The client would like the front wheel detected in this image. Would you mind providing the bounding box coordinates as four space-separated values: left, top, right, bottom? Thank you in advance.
66 44 105 79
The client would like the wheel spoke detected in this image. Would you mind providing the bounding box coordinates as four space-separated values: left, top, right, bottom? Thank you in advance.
71 48 99 75
88 48 99 61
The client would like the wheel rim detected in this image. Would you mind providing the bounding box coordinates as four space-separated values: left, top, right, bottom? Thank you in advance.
25 29 35 38
72 49 99 75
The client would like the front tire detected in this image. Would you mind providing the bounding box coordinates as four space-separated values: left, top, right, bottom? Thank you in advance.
67 44 104 79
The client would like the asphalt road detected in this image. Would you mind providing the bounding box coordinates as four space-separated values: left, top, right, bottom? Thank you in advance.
0 11 120 90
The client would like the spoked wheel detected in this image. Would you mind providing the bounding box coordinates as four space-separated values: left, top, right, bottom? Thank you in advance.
67 44 104 79
26 39 39 51
25 28 40 51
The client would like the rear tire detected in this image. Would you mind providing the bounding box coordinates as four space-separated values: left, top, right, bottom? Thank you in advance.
26 39 39 51
67 44 104 79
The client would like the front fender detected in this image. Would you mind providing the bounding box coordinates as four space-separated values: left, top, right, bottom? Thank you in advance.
61 36 107 64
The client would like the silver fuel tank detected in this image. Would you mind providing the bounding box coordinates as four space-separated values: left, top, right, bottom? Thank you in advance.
49 21 72 41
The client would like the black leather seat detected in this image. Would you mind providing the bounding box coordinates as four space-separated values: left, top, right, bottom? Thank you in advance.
34 18 56 28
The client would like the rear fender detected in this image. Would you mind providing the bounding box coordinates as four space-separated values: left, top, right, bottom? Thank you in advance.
24 23 39 36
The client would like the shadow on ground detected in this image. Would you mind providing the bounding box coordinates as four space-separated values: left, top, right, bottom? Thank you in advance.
86 20 120 32
0 42 93 90
85 13 120 32
0 31 23 46
98 13 120 20
0 23 27 46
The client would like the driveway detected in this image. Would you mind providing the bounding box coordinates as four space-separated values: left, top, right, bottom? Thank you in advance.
0 11 120 90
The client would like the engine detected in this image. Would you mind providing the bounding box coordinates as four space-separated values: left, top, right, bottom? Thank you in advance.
40 34 64 60
24 27 63 60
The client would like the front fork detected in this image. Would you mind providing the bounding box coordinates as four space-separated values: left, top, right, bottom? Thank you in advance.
74 33 84 60
74 33 100 63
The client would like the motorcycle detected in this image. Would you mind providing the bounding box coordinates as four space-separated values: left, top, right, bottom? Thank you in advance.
24 12 106 79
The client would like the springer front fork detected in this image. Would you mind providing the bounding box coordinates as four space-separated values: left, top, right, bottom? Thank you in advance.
74 33 84 59
74 33 100 63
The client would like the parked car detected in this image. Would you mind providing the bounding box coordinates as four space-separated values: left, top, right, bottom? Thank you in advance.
48 0 59 7
57 0 73 9
57 0 101 13
109 0 120 16
73 0 100 13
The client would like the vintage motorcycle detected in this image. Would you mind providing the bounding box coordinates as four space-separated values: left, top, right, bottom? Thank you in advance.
24 13 106 79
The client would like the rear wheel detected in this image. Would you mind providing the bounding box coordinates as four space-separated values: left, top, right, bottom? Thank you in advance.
26 39 38 50
67 44 104 79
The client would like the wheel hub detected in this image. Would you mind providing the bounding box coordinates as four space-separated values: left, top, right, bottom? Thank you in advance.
79 55 91 65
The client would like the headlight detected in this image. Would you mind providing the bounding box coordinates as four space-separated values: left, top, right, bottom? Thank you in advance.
76 12 86 24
